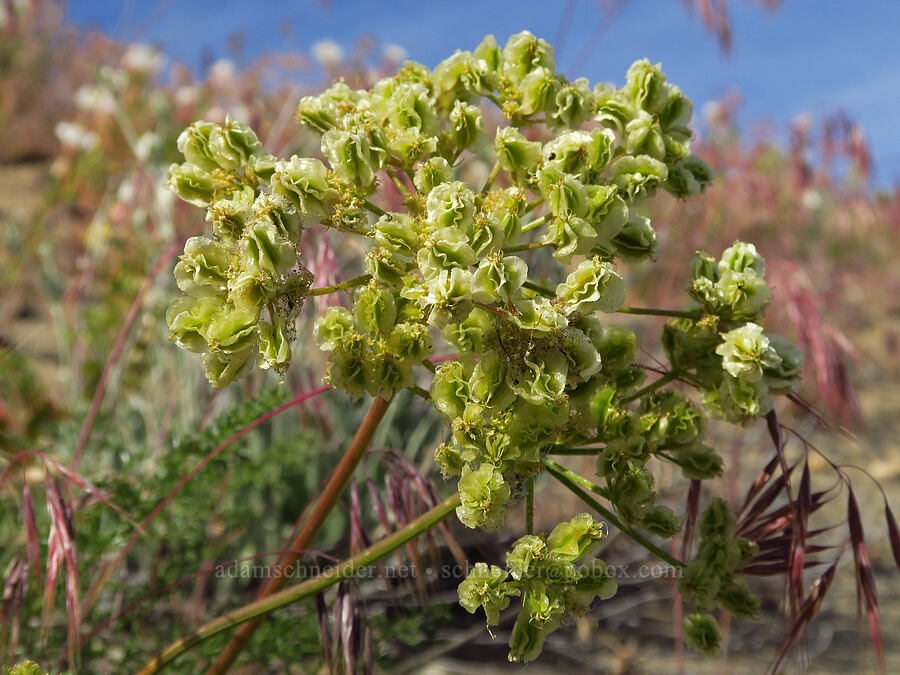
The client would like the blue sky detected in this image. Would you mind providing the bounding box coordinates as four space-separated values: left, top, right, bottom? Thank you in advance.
67 1 900 186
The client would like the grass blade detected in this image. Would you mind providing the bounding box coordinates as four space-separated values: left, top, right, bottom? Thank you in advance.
848 489 884 672
22 483 41 588
885 503 900 573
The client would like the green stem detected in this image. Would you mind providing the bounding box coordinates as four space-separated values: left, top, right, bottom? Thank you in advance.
544 459 683 569
655 449 684 467
525 477 534 535
409 384 431 401
676 370 705 389
473 300 512 317
621 371 679 404
308 274 371 296
548 447 603 456
337 226 372 236
616 307 702 319
521 215 549 233
503 241 553 253
522 280 555 298
524 197 544 213
135 494 461 675
513 114 547 127
362 199 387 217
481 161 501 193
387 171 411 197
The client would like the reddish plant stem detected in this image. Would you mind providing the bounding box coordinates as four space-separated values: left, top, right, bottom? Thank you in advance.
206 395 392 675
79 385 330 622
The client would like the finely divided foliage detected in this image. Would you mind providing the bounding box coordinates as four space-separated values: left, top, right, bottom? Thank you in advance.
164 32 807 662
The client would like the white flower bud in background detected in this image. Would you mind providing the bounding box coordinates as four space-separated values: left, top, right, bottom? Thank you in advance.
99 66 129 91
311 39 344 67
121 43 165 75
801 188 823 211
384 43 408 63
116 179 136 204
74 85 117 114
208 59 236 87
702 100 723 125
55 122 99 151
175 85 200 107
134 132 159 162
791 112 812 135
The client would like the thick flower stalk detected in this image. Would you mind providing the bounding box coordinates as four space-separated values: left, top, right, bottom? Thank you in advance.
164 30 804 664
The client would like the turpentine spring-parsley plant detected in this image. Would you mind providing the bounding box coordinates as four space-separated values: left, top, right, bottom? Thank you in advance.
164 31 803 663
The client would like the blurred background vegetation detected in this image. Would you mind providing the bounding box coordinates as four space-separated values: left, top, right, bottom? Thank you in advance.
1 1 898 673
